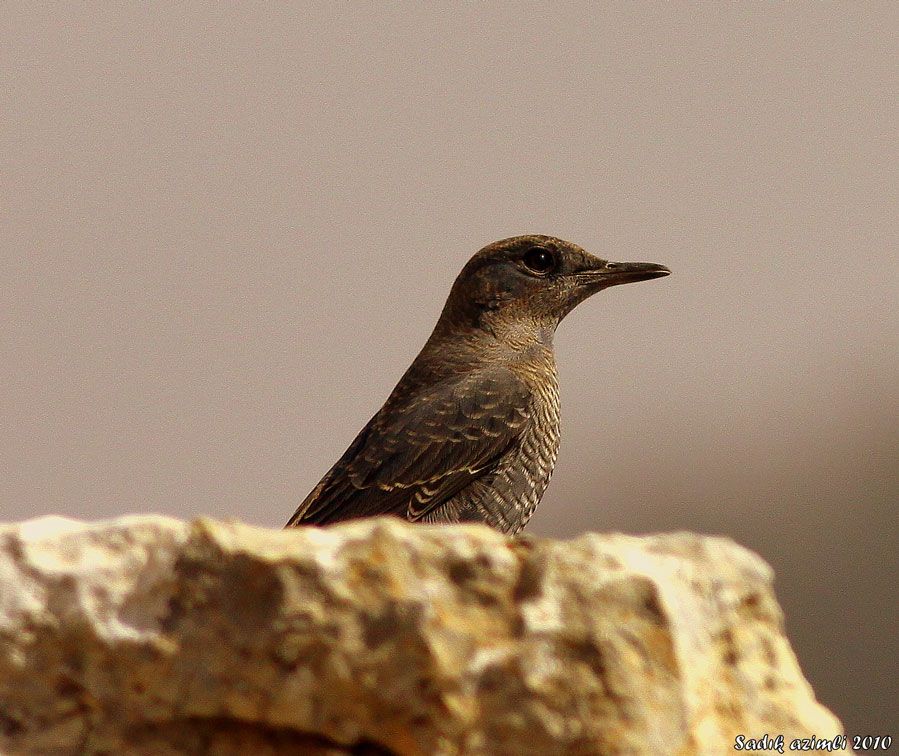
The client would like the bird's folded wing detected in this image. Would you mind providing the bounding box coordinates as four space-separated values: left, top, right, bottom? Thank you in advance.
286 366 532 526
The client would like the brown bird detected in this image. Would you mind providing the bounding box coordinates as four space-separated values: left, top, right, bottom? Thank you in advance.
287 235 669 534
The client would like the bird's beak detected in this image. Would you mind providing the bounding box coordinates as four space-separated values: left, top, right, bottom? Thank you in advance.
576 260 671 289
601 261 671 286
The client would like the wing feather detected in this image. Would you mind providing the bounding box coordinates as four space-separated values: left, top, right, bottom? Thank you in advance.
286 366 531 526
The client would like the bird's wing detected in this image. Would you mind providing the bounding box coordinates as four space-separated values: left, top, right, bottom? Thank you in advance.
286 366 532 526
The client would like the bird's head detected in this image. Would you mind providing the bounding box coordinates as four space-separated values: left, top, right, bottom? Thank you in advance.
437 235 670 342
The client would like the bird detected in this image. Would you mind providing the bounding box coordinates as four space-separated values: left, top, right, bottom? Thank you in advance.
286 235 669 534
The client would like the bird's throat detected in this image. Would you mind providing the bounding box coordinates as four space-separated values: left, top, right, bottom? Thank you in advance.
481 312 556 354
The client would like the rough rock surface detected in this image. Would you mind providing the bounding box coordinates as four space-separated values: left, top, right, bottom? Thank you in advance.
0 516 841 755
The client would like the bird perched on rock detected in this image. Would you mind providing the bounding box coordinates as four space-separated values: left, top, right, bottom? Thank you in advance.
287 235 669 534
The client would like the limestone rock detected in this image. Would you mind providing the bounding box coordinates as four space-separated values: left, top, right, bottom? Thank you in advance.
0 516 841 755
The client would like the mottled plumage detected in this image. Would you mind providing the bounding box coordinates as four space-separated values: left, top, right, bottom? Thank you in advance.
287 235 669 534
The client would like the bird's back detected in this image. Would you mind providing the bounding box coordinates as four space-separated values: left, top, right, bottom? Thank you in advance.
287 340 560 534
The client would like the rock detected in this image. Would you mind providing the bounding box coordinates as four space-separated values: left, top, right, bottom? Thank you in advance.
0 516 841 755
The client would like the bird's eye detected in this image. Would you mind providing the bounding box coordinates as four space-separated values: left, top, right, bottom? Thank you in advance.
522 247 556 275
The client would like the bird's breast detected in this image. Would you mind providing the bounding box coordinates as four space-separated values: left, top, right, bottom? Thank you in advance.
498 359 561 532
522 367 562 481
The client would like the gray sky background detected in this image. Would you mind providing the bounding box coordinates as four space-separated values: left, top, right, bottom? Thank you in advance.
2 3 896 735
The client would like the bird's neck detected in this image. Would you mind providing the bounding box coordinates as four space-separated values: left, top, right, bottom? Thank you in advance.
484 314 555 353
425 314 557 371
